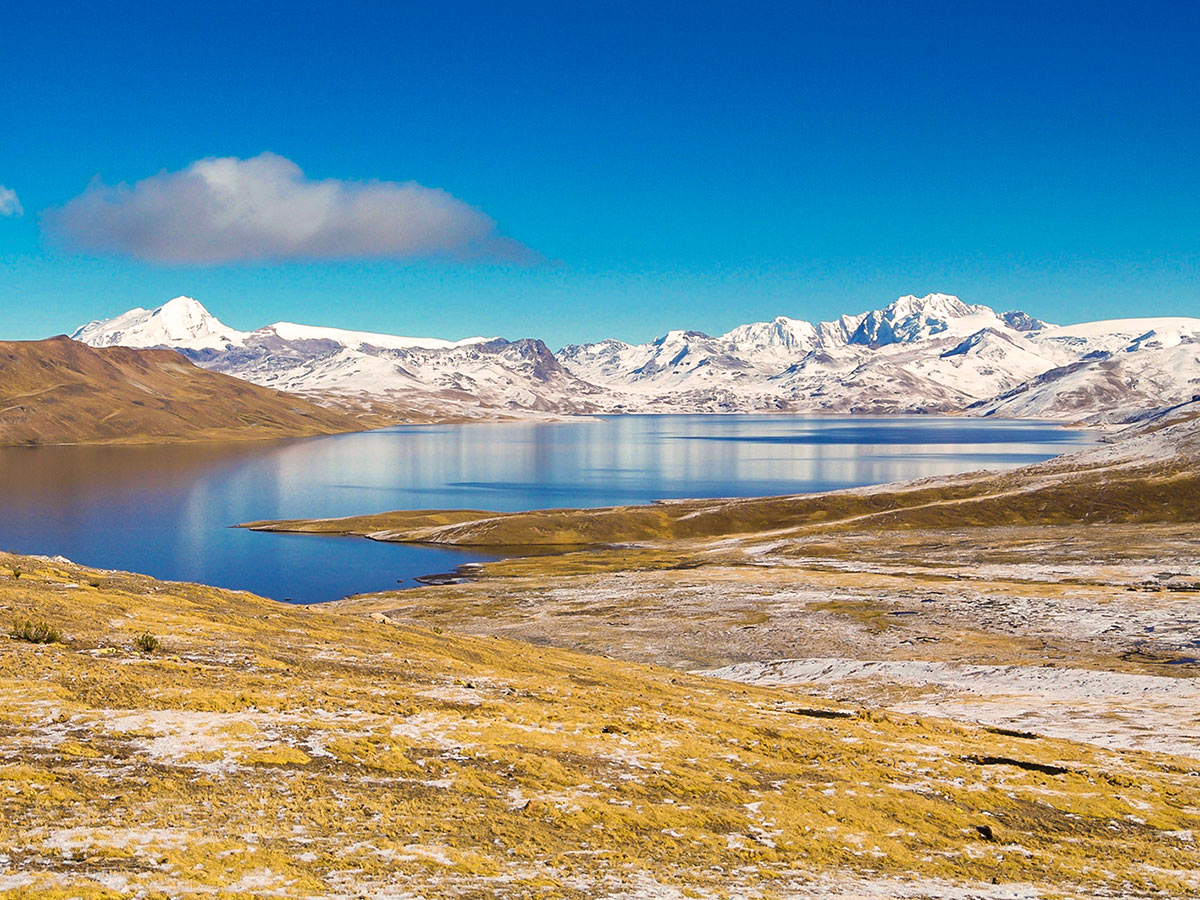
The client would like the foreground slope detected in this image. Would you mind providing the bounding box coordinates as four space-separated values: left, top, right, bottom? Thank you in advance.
2 553 1198 898
0 336 368 445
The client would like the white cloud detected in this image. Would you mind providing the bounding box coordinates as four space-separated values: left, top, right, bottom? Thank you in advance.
0 185 21 217
45 153 532 264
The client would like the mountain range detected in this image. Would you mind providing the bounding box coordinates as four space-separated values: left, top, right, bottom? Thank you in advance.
71 294 1200 424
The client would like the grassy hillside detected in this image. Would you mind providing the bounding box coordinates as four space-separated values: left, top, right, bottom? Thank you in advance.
1 551 1197 898
0 336 372 445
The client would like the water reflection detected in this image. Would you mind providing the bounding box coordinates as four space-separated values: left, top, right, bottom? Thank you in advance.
0 415 1096 603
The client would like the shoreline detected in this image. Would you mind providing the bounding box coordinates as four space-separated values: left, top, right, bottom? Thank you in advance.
0 414 1109 602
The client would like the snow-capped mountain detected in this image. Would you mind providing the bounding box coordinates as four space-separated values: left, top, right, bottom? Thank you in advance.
557 293 1062 411
846 294 1008 345
555 294 1200 421
748 324 1069 416
201 334 606 417
1036 317 1200 356
71 296 493 354
71 296 250 351
557 329 773 395
972 328 1200 421
254 320 494 353
721 316 825 361
71 294 1200 423
71 297 604 420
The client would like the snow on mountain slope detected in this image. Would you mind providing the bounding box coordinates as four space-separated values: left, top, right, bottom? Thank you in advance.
204 336 606 415
558 328 775 395
973 335 1200 423
262 321 492 351
749 327 1061 415
1037 317 1200 355
846 293 1008 346
559 294 1199 420
70 296 249 351
719 316 822 362
74 297 604 419
816 313 869 347
915 327 1071 398
561 293 1046 390
72 294 1200 422
558 293 1063 411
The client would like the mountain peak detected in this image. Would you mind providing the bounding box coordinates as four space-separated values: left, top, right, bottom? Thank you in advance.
848 293 998 346
888 293 978 317
721 316 820 357
652 329 712 347
151 296 222 334
157 294 209 316
72 296 249 351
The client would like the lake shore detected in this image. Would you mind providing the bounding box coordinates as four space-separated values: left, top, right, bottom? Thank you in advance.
1 414 1197 896
0 415 1095 603
295 415 1200 757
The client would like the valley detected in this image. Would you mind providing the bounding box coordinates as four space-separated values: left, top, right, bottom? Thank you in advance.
8 290 1200 898
1 410 1198 898
9 8 1196 897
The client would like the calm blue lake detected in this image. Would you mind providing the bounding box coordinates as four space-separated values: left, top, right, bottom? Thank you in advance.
0 415 1097 603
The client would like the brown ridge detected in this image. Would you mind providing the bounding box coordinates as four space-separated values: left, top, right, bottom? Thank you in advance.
0 336 373 445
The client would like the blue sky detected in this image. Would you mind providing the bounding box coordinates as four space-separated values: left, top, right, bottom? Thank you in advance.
2 1 1198 347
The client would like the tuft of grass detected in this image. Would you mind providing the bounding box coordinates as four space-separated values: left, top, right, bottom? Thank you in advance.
9 566 20 579
134 631 161 653
10 618 61 644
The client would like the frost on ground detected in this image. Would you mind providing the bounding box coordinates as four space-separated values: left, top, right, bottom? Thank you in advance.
704 658 1200 756
340 521 1200 758
3 551 1200 899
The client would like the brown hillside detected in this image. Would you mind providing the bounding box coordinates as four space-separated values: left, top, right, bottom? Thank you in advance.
0 336 371 445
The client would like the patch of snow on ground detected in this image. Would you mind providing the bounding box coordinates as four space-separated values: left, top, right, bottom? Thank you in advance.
703 658 1200 757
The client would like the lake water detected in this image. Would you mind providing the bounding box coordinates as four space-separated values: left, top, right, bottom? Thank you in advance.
0 415 1097 603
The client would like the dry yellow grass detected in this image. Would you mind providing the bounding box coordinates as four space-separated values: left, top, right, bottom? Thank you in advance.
1 551 1198 897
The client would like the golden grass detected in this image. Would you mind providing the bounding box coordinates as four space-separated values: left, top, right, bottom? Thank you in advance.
1 551 1198 897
